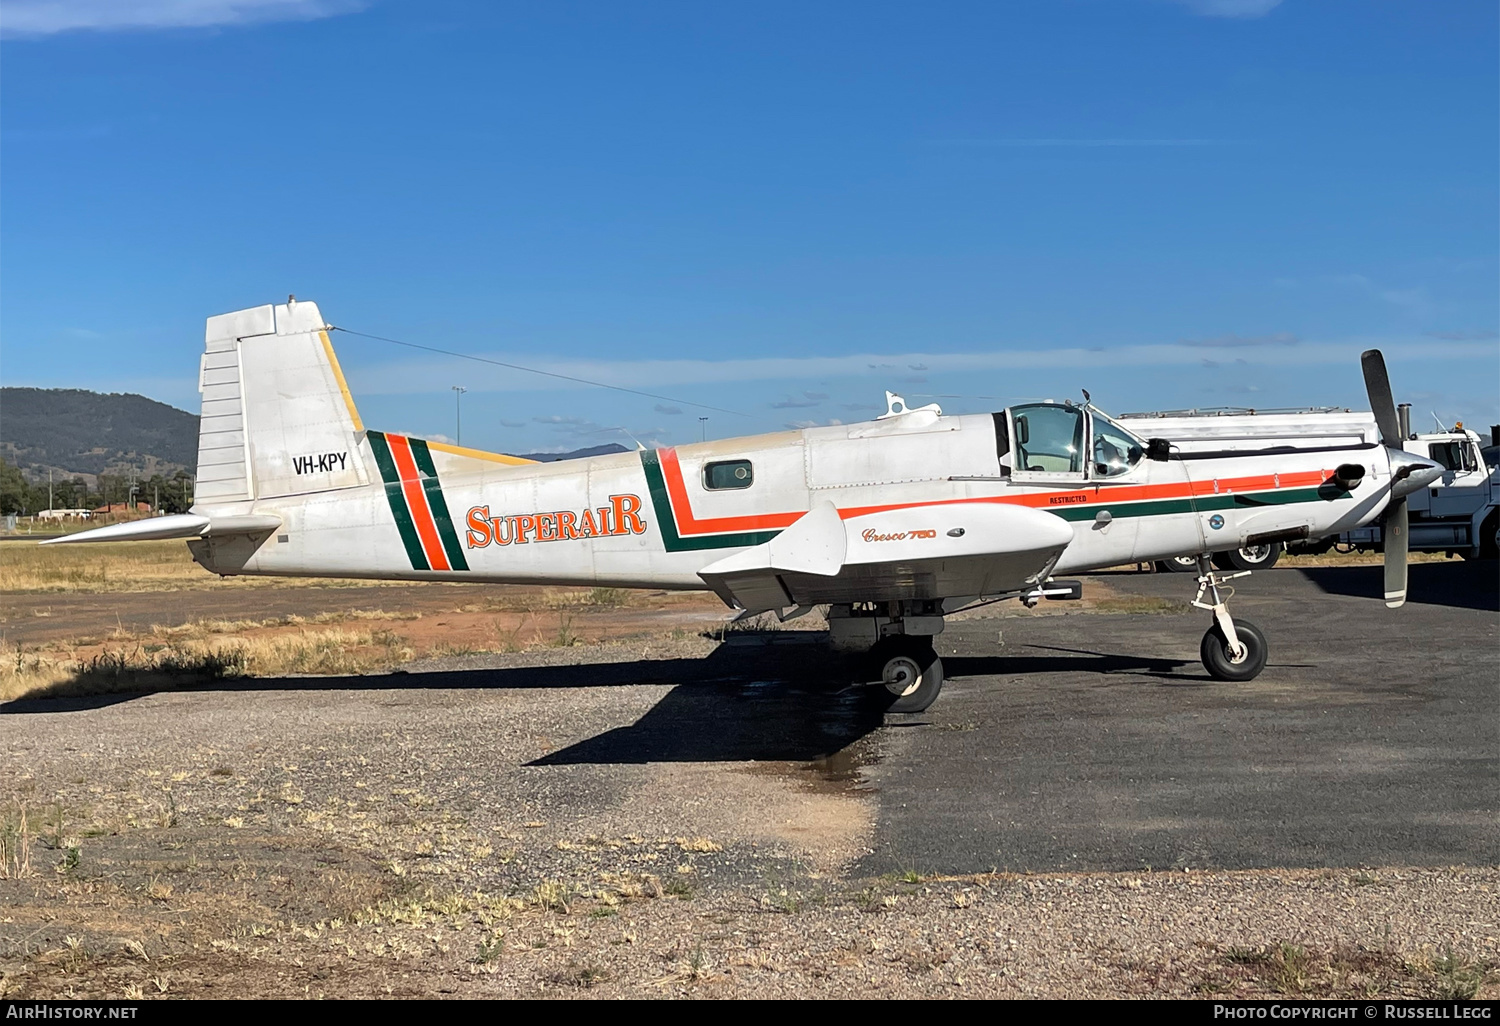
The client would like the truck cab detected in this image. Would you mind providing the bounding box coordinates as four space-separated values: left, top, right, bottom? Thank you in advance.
1401 425 1500 557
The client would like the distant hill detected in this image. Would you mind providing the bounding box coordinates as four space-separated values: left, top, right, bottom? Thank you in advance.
0 388 199 481
0 388 633 481
514 443 630 462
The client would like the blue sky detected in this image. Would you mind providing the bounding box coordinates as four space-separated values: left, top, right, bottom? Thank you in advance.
3 0 1496 452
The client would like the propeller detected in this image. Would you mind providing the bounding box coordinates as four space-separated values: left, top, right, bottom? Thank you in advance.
1361 349 1442 609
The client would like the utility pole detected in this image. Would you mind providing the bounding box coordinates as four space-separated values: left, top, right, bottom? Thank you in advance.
48 469 53 513
699 417 708 442
452 386 468 446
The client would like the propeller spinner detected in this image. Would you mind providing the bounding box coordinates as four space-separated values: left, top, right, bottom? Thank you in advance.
1360 350 1444 608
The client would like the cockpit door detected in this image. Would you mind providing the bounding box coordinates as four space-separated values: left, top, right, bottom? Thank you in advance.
1008 403 1088 486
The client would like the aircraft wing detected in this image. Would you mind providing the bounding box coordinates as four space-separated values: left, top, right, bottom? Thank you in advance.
697 500 1074 612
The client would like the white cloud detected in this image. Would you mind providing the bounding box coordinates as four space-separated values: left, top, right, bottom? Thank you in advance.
937 137 1238 147
1328 273 1434 315
770 390 829 409
0 0 364 37
1181 332 1299 349
345 338 1495 397
1170 0 1282 18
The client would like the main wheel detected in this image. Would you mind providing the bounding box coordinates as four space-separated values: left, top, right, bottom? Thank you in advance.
872 638 944 713
1156 554 1204 574
1199 618 1268 682
1213 542 1283 572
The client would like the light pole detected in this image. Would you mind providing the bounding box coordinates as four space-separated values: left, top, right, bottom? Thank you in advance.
452 386 468 446
699 416 708 442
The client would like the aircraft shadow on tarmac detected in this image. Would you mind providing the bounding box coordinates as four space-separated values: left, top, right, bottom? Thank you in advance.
2 633 1205 759
946 649 1196 682
530 646 1207 765
1297 560 1498 612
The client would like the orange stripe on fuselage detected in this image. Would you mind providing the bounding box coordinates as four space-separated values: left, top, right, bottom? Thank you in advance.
836 469 1332 519
387 434 451 571
658 448 804 535
654 447 1333 535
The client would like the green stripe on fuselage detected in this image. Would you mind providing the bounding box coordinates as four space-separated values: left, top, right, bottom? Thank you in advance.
367 430 430 571
1044 485 1338 522
409 438 470 571
640 450 780 552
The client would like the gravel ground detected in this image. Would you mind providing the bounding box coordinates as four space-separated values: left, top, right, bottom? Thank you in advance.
1 567 1495 1000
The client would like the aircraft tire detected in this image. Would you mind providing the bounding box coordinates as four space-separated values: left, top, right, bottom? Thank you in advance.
1200 618 1268 682
1215 542 1283 572
1156 554 1203 573
872 638 944 713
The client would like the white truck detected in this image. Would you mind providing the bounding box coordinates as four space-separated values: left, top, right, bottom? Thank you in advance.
1118 407 1500 570
1293 410 1499 561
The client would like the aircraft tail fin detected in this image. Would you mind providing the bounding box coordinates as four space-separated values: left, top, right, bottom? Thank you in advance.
195 299 370 506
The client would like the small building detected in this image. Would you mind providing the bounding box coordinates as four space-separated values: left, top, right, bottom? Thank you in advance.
37 509 93 521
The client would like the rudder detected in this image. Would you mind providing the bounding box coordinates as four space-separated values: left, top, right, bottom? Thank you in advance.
195 299 369 506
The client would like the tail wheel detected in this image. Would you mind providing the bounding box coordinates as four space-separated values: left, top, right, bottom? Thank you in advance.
1200 618 1269 682
1213 542 1283 572
872 638 944 713
1157 554 1204 574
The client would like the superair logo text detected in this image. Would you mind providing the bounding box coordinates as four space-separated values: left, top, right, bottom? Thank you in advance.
464 495 647 548
293 451 349 475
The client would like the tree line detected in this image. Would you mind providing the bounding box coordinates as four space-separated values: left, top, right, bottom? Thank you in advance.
0 458 194 517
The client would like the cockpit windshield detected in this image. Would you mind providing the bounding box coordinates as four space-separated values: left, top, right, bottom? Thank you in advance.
1011 403 1085 474
1003 403 1145 479
1090 409 1145 478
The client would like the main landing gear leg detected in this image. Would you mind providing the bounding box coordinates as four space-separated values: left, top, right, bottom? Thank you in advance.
1192 554 1269 682
827 603 946 713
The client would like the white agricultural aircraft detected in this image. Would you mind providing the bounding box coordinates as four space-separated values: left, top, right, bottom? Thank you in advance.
49 300 1444 712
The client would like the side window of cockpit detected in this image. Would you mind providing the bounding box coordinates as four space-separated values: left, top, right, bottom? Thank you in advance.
1012 405 1084 474
704 459 754 490
1092 419 1144 478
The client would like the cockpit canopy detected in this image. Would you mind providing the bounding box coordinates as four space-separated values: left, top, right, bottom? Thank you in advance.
1000 402 1146 480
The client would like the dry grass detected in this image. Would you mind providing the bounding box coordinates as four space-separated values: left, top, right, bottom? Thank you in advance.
459 586 649 614
1279 551 1457 568
139 609 419 641
0 804 33 879
0 627 415 703
0 540 414 593
1090 595 1189 614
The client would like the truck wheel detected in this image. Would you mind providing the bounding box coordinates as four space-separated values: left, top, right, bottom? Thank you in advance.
1215 542 1283 572
1480 510 1499 560
1156 554 1204 574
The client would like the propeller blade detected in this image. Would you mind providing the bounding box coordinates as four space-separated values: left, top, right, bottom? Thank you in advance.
1384 497 1408 608
1361 349 1402 448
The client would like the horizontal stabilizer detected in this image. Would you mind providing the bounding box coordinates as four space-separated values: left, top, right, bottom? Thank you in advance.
40 513 283 545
